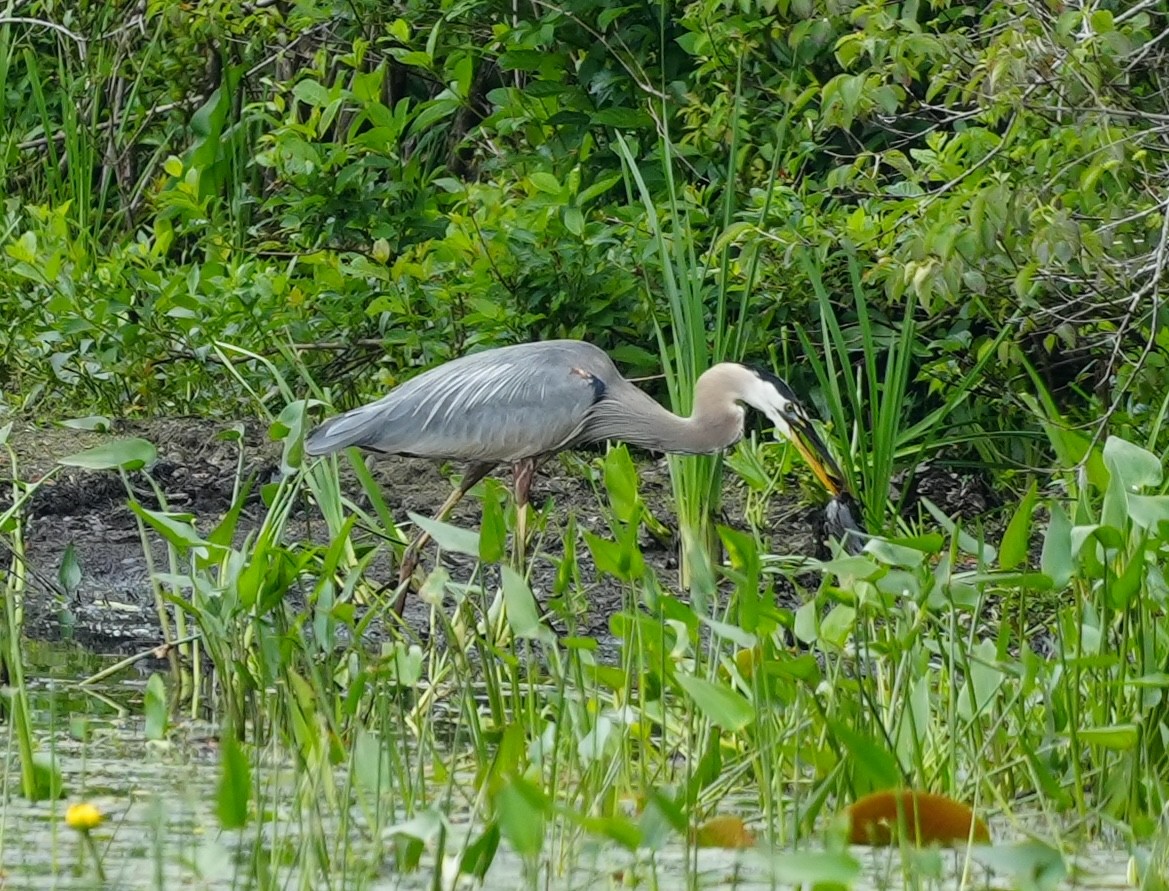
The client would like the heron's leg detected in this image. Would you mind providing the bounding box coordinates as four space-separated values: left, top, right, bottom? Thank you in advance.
512 457 539 569
394 462 495 611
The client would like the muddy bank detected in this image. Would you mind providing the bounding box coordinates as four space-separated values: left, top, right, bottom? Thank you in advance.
4 418 847 653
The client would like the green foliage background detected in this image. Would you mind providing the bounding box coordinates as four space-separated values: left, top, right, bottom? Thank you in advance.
2 0 1167 455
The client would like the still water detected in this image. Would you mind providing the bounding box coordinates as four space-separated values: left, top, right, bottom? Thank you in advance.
0 643 1141 890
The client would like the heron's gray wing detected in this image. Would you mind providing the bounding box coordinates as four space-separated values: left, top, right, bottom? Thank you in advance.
304 342 609 463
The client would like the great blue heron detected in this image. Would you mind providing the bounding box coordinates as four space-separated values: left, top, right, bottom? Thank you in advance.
305 339 854 609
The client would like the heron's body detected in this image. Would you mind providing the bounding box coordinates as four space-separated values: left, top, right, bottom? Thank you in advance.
305 340 771 464
305 339 852 608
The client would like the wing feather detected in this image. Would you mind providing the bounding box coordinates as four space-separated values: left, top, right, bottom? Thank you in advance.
305 341 611 463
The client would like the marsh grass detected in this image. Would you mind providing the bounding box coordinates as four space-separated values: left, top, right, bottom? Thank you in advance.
796 250 1014 535
614 117 790 592
3 392 1167 887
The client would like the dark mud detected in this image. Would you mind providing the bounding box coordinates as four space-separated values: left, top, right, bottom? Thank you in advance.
4 418 850 654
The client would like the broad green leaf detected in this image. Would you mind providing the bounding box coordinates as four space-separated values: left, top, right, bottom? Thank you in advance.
565 811 641 851
496 778 546 858
384 642 424 687
563 205 584 235
920 498 997 563
130 503 210 555
478 479 506 563
58 543 81 593
144 673 168 741
701 617 756 649
1000 482 1038 570
1040 502 1073 589
27 753 63 801
59 416 111 432
1076 723 1139 750
407 512 480 557
822 555 881 580
351 728 392 796
766 850 861 885
591 107 654 128
971 840 1066 889
820 605 857 648
216 732 251 830
1129 495 1169 531
1109 545 1146 609
583 530 644 582
674 674 755 732
528 171 561 194
389 810 445 842
59 437 156 471
459 823 501 880
957 640 1005 721
830 721 902 792
602 446 639 524
865 538 924 567
501 565 553 642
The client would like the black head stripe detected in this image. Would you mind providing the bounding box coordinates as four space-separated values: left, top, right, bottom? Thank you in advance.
749 366 800 404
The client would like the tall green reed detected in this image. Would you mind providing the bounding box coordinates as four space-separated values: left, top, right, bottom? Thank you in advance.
0 428 58 800
612 101 788 585
796 249 1009 533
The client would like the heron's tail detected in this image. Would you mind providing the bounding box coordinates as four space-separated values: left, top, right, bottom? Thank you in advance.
304 403 385 455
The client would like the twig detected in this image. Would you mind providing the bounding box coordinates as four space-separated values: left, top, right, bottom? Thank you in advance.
16 96 204 152
0 16 87 59
77 632 202 687
1089 188 1169 452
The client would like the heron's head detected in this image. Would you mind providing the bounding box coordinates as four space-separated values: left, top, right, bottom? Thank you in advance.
745 368 848 496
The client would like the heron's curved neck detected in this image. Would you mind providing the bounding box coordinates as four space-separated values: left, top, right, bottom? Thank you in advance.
592 365 748 454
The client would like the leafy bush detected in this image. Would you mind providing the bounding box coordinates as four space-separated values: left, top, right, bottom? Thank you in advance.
0 0 1166 473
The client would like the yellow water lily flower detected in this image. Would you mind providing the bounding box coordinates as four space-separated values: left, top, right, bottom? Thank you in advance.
65 803 104 832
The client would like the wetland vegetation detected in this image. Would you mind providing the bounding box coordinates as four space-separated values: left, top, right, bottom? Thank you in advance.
2 0 1169 887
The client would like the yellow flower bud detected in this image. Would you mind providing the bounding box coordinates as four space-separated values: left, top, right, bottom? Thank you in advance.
65 803 104 832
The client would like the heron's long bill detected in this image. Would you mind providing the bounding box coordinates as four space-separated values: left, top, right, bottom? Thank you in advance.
783 413 847 496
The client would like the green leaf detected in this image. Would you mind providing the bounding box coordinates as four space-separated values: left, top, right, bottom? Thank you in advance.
765 850 861 886
496 778 546 858
59 437 156 471
26 753 63 801
1109 545 1146 609
674 674 755 732
459 822 501 879
1040 502 1073 589
865 538 926 567
1076 723 1139 750
478 479 506 564
58 543 81 593
501 566 553 642
407 512 480 557
971 840 1066 890
830 720 902 791
592 107 654 128
144 673 168 741
59 416 111 432
1129 495 1169 531
216 732 252 830
602 446 639 524
351 728 392 797
528 172 561 194
1000 482 1038 570
583 530 644 582
385 642 424 687
563 205 584 236
129 503 211 555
